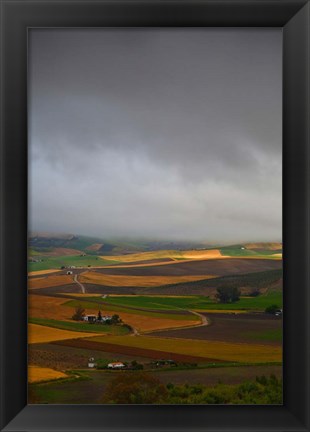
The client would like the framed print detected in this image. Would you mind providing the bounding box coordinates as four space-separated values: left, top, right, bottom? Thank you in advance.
0 0 309 431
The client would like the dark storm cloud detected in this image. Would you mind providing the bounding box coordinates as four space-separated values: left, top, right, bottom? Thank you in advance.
29 28 282 242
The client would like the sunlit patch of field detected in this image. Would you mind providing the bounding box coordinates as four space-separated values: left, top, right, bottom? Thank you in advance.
79 271 214 287
100 250 182 263
100 249 227 264
245 243 282 250
107 312 200 332
29 295 75 320
89 335 282 363
28 323 95 344
180 249 227 259
28 274 74 289
28 365 68 383
28 269 61 277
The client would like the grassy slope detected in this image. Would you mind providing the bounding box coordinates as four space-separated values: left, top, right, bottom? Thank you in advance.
219 245 281 258
64 298 196 321
28 255 120 271
29 318 130 335
103 291 283 312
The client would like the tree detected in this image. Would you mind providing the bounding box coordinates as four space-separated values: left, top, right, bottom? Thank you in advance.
265 304 279 315
249 289 260 297
101 372 167 404
97 310 102 321
111 314 122 324
216 287 240 303
72 305 85 321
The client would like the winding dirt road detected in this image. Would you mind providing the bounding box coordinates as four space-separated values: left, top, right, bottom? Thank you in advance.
74 274 86 294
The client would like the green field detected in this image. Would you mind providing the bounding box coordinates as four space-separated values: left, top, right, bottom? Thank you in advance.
29 369 282 404
29 318 131 335
64 298 197 321
219 245 281 258
101 291 283 312
243 328 282 343
28 255 120 271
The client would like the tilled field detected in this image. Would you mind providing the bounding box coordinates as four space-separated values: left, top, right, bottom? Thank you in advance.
93 259 282 277
52 338 223 363
150 313 282 345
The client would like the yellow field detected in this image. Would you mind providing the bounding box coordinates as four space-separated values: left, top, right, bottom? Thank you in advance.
28 274 74 289
28 323 95 344
79 271 214 287
29 295 75 320
28 269 61 276
100 249 227 264
28 365 68 383
89 335 282 363
98 310 199 332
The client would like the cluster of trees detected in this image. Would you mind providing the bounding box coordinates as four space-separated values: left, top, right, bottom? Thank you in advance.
216 287 240 303
101 373 282 404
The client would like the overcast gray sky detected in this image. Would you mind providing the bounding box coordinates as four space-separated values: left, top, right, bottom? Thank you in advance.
28 28 282 243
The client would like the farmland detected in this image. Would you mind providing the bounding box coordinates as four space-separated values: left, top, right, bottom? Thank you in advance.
28 240 283 404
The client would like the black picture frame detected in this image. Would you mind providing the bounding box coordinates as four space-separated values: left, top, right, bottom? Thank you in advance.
0 0 309 431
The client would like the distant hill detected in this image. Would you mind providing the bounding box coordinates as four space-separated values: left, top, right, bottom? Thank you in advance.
28 232 210 256
28 232 282 258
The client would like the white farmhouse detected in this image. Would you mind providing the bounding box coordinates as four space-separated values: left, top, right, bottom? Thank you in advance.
107 362 125 369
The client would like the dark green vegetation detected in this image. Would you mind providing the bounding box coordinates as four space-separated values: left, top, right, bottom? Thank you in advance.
215 287 240 303
29 318 131 335
29 372 282 405
243 328 282 343
265 304 281 314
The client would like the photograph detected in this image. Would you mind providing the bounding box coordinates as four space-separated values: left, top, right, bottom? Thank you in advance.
27 28 283 405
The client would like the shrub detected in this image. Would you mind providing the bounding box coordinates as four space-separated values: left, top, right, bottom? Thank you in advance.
265 304 279 314
216 287 241 303
101 372 168 404
71 305 85 321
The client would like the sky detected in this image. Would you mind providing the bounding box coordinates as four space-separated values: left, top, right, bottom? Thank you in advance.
28 28 282 244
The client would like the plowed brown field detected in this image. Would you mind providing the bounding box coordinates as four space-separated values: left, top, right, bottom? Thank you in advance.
52 338 221 363
94 258 282 277
29 274 74 289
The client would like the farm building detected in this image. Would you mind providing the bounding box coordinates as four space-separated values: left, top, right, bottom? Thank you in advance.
83 315 97 323
107 362 125 369
88 357 96 368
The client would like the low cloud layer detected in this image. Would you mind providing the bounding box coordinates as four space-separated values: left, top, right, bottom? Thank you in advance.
29 28 282 243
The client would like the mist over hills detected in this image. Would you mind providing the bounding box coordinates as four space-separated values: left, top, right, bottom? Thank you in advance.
28 232 282 257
